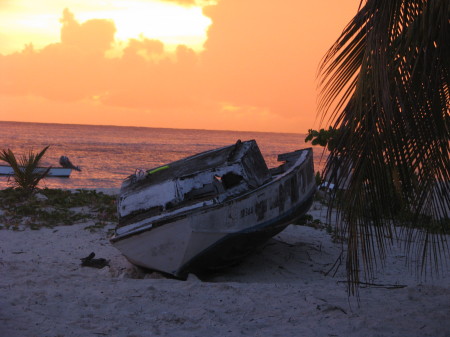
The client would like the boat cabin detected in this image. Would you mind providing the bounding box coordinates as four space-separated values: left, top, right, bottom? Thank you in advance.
117 140 272 227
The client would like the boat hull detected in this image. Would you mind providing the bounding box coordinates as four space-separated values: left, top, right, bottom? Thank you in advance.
0 165 72 178
183 190 315 276
111 146 316 277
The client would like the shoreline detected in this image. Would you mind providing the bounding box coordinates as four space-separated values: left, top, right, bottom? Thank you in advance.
1 198 449 336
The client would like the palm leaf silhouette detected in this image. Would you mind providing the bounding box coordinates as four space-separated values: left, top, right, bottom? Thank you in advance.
317 0 449 294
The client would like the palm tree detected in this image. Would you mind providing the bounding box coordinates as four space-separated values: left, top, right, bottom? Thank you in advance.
317 0 449 294
0 146 51 194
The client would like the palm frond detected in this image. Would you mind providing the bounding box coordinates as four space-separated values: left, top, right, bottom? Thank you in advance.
318 0 450 294
0 146 51 192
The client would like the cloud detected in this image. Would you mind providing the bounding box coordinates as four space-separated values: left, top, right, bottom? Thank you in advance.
60 8 116 54
160 0 200 6
0 2 358 132
0 1 15 10
0 9 199 108
123 38 165 59
0 10 114 101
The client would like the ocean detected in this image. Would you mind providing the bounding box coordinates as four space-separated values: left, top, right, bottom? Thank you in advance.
0 121 326 190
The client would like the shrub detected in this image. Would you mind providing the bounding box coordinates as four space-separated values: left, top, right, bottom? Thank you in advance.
0 146 51 194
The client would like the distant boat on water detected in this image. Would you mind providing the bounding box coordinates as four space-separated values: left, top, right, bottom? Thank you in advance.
0 165 73 178
0 156 81 178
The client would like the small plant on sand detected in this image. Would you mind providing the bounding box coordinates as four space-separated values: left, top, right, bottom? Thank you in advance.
0 146 51 194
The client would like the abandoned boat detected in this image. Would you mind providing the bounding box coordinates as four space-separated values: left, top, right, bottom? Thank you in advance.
111 140 316 277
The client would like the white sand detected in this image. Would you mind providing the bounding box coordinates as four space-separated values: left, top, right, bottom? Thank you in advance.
1 200 449 337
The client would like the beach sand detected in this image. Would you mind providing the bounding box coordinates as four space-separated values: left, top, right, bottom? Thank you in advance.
1 197 449 337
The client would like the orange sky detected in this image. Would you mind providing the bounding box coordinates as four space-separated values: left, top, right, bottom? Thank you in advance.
0 0 359 133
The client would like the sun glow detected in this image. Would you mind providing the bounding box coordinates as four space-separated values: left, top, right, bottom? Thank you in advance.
0 0 212 54
78 1 211 52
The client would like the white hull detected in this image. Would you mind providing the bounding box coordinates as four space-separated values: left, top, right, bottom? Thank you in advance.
0 165 72 178
111 141 316 277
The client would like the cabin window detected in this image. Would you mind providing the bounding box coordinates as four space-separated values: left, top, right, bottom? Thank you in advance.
215 172 243 189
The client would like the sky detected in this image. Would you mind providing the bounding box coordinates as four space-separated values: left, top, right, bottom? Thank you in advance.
0 0 359 133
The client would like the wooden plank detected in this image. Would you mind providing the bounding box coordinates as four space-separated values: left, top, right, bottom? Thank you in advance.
277 150 304 162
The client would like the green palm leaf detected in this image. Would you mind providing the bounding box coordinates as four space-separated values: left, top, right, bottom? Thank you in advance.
0 146 51 193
